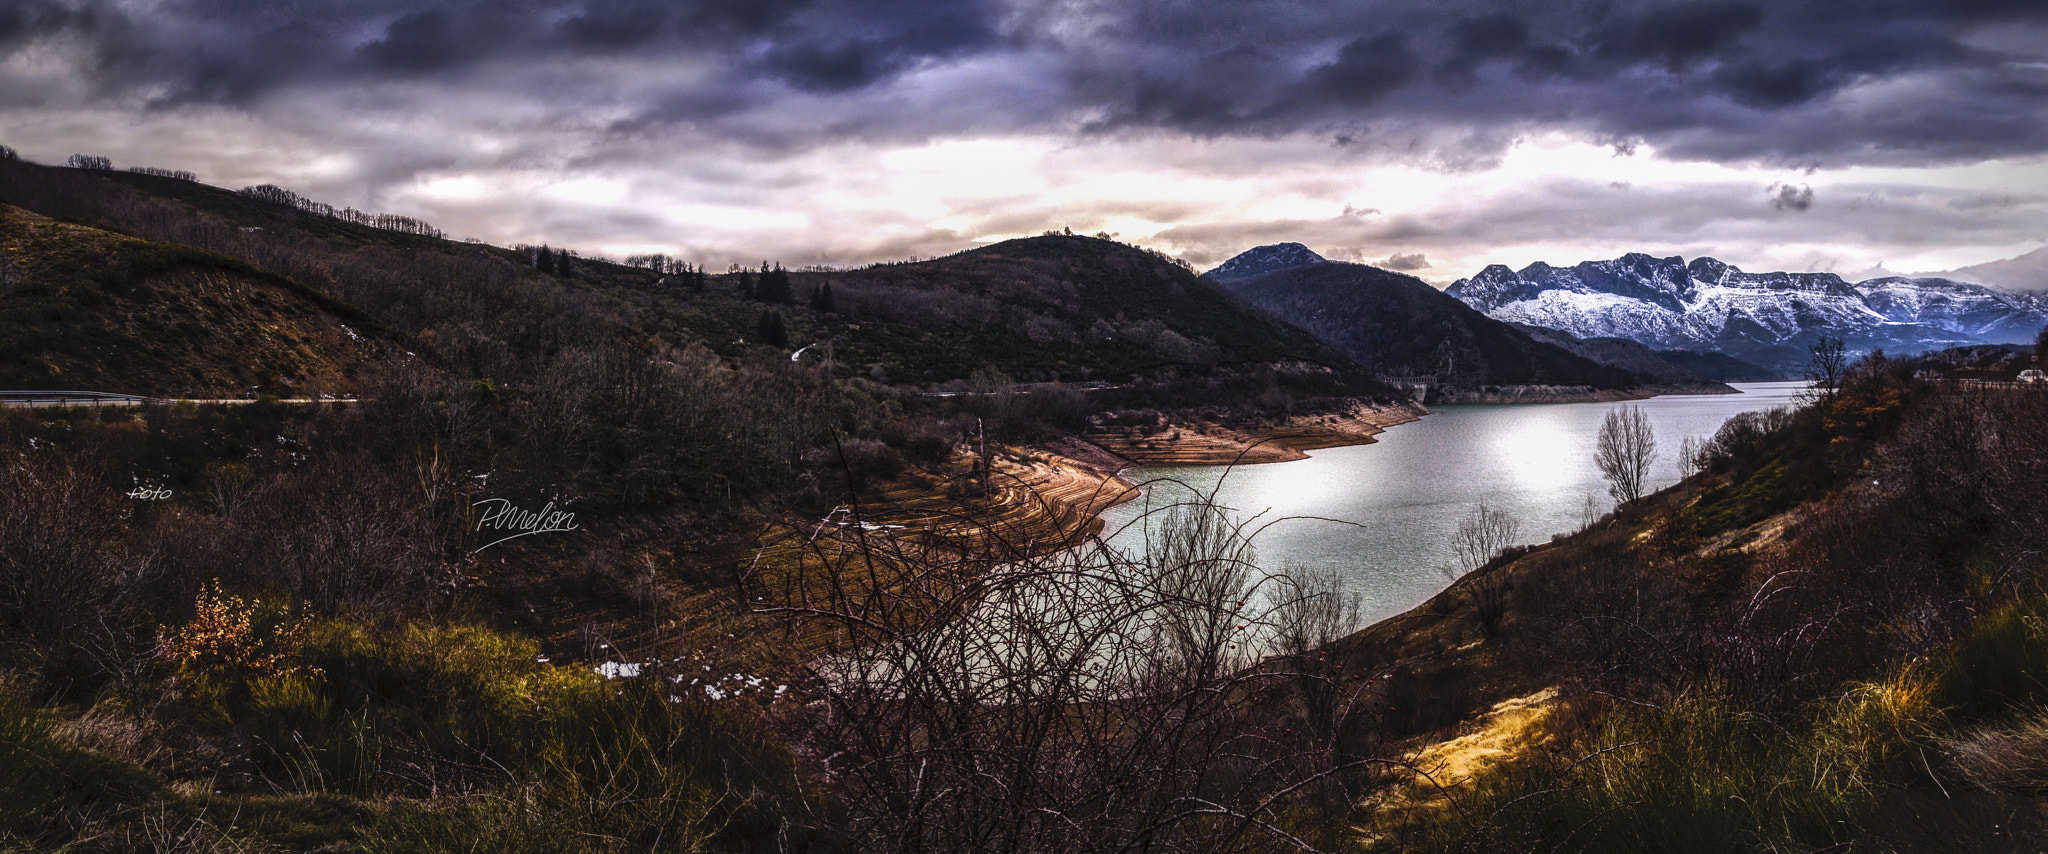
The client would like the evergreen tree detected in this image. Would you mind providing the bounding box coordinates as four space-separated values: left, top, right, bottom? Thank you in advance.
688 263 706 292
810 282 836 312
737 269 755 299
557 250 573 277
537 245 556 275
757 262 793 305
756 309 790 348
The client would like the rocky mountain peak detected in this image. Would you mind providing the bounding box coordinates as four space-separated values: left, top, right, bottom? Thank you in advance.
1202 242 1327 283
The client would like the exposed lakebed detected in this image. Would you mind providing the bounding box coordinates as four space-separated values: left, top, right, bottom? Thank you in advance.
1099 382 1810 628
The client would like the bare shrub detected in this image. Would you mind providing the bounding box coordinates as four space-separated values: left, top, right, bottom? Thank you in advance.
1694 407 1793 474
0 451 148 647
761 494 1373 853
238 454 445 616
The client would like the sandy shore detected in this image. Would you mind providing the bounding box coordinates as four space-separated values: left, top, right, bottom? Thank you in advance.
1078 400 1428 467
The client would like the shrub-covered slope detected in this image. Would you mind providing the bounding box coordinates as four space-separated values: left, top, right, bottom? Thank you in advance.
0 203 395 397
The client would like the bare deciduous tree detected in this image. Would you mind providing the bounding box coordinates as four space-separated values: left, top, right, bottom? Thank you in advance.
1596 405 1657 505
1441 501 1520 638
1678 434 1707 478
1806 335 1848 404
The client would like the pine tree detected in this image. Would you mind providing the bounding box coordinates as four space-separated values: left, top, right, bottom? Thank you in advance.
775 264 793 304
810 282 836 312
756 309 790 348
537 245 556 275
557 250 573 277
755 261 793 305
737 269 755 299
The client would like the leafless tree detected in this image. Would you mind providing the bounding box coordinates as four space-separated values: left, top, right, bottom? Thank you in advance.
1595 405 1657 505
1678 434 1707 478
1439 502 1521 638
1805 335 1848 404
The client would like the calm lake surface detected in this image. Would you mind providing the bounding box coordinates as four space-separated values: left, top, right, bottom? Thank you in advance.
1098 382 1809 628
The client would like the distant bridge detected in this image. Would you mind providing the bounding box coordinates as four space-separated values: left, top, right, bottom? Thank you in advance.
1383 375 1436 402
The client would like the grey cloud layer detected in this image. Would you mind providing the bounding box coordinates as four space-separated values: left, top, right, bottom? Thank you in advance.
4 0 2043 168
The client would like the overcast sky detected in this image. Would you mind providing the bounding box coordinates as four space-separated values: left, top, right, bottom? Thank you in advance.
3 0 2045 284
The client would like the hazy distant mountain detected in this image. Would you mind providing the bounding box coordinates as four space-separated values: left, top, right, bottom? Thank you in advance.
1201 242 1326 282
1447 253 2048 374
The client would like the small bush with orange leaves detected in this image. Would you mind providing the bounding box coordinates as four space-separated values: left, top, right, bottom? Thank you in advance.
159 581 314 684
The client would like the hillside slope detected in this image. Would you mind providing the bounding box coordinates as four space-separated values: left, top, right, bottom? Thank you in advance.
1325 361 2048 850
0 202 395 397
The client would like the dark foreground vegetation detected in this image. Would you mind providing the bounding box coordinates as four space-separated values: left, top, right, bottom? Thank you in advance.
6 146 2048 852
0 150 1406 851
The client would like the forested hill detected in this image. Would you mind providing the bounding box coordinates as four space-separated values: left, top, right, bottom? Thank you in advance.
808 234 1390 388
0 157 1390 402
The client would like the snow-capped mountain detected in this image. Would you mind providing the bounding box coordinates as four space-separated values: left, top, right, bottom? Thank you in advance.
1201 243 1326 282
1446 253 2048 374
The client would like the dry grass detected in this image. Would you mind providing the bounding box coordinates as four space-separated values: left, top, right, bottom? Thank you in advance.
1947 713 2048 794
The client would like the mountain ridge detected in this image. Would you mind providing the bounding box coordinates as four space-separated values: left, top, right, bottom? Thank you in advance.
1447 253 2048 374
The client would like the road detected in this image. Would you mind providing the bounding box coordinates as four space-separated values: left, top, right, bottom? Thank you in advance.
0 391 360 408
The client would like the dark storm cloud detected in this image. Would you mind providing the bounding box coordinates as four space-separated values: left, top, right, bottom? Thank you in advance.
1769 183 1814 212
555 4 665 49
757 0 999 93
1309 33 1421 106
0 0 2043 169
1585 1 1763 69
0 0 99 48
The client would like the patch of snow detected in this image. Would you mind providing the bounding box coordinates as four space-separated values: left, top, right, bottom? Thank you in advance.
596 661 642 679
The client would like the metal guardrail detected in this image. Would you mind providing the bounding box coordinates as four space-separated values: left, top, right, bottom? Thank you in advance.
0 390 164 406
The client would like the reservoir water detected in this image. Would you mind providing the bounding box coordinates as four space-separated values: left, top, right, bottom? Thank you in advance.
1099 381 1809 628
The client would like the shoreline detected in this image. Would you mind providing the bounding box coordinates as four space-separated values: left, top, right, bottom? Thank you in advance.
1074 400 1429 468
